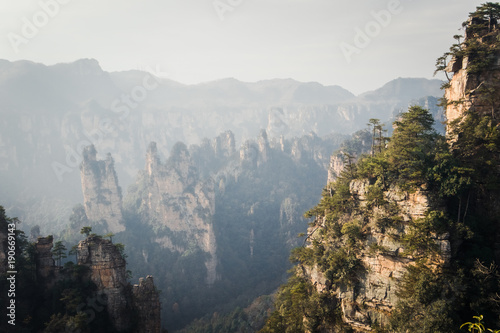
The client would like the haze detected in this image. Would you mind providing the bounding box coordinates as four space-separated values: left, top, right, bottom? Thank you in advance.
0 0 484 94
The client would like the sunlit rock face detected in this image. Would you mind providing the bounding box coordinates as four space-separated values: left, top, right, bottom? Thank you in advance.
305 180 450 331
80 145 125 233
141 142 218 285
445 18 500 139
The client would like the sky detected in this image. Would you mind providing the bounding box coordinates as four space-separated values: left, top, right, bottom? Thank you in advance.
0 0 486 95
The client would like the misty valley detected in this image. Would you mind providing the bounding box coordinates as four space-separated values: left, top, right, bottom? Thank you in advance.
2 3 500 333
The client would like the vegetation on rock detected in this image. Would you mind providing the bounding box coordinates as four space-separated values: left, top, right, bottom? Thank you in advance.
262 4 500 332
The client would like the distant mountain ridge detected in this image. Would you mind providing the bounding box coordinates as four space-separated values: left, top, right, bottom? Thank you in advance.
0 58 443 234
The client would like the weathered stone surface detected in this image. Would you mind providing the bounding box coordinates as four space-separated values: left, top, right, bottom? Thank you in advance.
305 179 450 331
80 145 125 233
327 153 345 184
77 235 162 332
258 129 270 165
213 130 235 158
77 235 129 331
143 142 218 284
35 236 56 280
132 275 161 333
240 140 259 167
445 20 500 138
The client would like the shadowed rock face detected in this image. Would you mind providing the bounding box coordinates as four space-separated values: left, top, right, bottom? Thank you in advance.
35 236 56 281
77 235 161 332
133 275 162 333
77 235 130 330
80 145 125 233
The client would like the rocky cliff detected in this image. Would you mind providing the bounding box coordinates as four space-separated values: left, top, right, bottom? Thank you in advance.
132 276 162 333
304 181 450 331
327 153 346 184
77 235 130 330
445 16 500 138
77 235 161 332
138 142 217 284
34 236 56 281
80 145 125 233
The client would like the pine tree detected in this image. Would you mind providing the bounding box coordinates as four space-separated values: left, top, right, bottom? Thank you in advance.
51 241 67 267
80 226 92 237
386 105 438 190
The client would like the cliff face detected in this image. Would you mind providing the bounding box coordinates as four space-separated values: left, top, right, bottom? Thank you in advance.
77 235 161 332
327 153 345 184
304 180 450 331
80 145 125 233
214 130 236 158
142 142 218 284
445 18 500 137
77 235 130 330
132 276 162 333
35 236 56 281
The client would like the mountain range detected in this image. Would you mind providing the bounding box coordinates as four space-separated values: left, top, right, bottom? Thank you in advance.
0 58 442 234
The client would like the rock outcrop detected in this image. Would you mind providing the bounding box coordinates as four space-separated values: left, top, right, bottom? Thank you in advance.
305 181 450 331
327 153 345 184
77 235 130 331
132 276 162 333
445 17 500 138
80 145 125 233
35 236 56 281
240 140 259 168
142 142 218 284
213 130 236 158
257 129 270 165
77 235 161 332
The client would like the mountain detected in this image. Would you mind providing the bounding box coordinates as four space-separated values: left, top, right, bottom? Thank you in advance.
0 58 443 235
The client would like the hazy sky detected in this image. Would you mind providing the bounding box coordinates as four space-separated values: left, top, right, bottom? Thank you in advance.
0 0 485 95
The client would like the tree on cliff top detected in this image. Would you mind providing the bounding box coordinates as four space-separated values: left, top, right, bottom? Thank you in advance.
435 3 500 78
467 2 500 32
80 226 92 237
386 105 438 191
52 241 67 267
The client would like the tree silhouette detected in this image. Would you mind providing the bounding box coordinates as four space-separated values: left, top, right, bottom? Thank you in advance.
68 244 79 262
103 232 115 243
52 241 67 267
80 226 92 237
